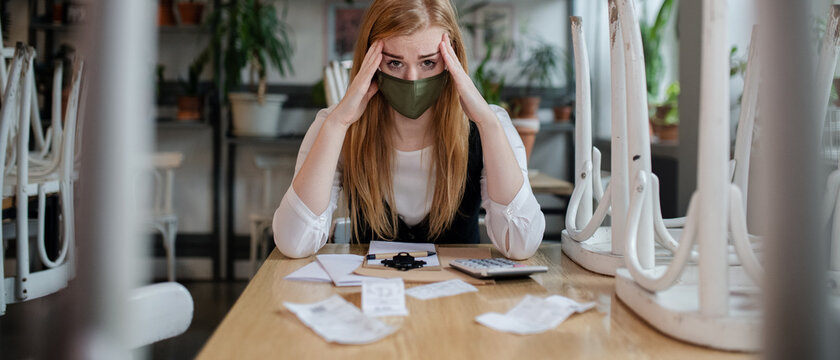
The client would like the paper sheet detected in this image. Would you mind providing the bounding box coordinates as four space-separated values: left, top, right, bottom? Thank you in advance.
367 240 440 267
315 254 381 286
406 279 478 300
284 295 397 345
475 295 596 334
362 278 408 317
284 261 332 283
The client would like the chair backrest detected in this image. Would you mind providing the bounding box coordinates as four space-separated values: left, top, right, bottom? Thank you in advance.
323 60 352 107
151 152 184 215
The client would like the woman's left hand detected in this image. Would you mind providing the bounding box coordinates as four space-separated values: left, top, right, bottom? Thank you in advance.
439 33 496 126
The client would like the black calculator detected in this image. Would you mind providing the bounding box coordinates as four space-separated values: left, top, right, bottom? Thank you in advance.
450 258 548 279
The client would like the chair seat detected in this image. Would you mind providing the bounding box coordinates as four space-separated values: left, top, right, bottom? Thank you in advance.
151 152 184 169
2 175 60 197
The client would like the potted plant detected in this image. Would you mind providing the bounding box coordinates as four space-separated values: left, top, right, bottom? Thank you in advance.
639 0 675 140
206 0 294 137
650 82 679 142
176 58 205 121
552 54 575 123
513 40 560 119
473 44 507 110
158 0 177 26
178 0 205 25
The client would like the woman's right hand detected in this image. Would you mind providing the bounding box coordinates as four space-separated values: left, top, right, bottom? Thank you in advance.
329 40 383 127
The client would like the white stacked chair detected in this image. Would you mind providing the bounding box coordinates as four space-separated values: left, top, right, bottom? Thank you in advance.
0 43 84 315
324 60 352 107
147 152 184 282
248 154 287 277
562 1 762 277
612 0 763 351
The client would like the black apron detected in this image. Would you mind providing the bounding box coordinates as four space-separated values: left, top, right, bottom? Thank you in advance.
352 123 483 244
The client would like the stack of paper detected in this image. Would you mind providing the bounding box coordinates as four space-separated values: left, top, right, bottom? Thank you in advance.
283 255 381 286
284 295 397 344
475 295 596 334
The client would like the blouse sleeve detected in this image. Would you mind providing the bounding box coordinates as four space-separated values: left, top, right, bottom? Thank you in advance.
272 106 342 258
480 105 546 260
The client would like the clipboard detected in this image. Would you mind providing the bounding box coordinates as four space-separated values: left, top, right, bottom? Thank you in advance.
354 247 495 285
362 241 442 271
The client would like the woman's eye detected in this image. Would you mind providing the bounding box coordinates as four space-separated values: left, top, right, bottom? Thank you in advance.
387 60 403 69
421 60 437 69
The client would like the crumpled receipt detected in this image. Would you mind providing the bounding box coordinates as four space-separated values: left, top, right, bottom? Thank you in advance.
475 294 596 334
406 279 478 300
284 295 397 344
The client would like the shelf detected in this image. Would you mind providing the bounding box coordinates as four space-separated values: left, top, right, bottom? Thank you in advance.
158 25 209 34
156 118 211 129
225 134 304 146
30 22 81 32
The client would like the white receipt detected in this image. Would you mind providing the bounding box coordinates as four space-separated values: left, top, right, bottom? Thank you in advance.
367 241 440 267
362 278 408 317
475 295 596 335
406 279 478 300
284 295 397 344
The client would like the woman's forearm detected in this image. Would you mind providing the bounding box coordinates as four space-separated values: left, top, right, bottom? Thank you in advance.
474 107 524 205
291 114 350 214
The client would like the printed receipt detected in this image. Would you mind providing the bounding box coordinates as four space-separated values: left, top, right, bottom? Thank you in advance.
475 295 596 335
362 278 408 317
406 279 478 300
284 295 397 344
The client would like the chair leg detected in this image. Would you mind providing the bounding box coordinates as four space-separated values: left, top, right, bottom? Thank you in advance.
165 219 177 282
1 224 5 315
249 220 259 278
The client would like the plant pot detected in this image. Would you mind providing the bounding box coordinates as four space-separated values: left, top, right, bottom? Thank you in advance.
512 96 541 119
176 95 201 121
553 105 573 123
229 92 288 137
158 0 177 26
511 119 540 164
652 123 679 142
177 2 205 25
834 78 840 107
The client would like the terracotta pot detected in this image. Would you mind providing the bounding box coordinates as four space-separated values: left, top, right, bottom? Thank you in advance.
52 3 64 24
652 123 679 142
177 96 201 121
158 0 177 26
178 2 205 25
834 78 840 107
512 96 541 119
553 105 573 122
513 122 539 163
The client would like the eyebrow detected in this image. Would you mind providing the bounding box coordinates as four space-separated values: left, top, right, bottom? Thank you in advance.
382 51 440 60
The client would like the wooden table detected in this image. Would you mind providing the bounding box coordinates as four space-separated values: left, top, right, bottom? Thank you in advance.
529 171 574 196
197 244 754 359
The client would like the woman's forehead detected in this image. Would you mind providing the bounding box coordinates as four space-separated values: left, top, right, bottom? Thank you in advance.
381 26 445 58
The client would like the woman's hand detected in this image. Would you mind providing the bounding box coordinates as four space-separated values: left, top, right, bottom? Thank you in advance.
438 33 496 126
329 40 383 127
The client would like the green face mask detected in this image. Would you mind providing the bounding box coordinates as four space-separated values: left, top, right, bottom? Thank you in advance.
376 70 448 119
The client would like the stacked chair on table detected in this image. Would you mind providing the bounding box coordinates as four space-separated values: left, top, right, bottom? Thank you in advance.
0 43 83 315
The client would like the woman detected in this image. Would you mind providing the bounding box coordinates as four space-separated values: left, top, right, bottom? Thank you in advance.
273 0 545 259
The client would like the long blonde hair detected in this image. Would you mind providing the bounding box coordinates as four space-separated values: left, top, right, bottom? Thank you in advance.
343 0 470 241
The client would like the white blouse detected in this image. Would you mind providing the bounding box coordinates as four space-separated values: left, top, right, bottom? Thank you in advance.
272 105 545 260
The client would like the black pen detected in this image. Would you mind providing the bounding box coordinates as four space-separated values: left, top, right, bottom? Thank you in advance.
366 251 436 260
